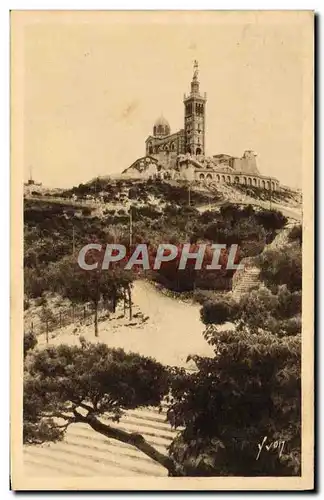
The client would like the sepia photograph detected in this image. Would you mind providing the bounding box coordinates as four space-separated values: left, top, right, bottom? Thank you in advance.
10 10 314 491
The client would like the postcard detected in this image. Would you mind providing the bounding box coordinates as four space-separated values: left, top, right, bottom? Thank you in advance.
11 10 314 491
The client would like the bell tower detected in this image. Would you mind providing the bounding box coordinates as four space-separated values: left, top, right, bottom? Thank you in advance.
183 60 207 156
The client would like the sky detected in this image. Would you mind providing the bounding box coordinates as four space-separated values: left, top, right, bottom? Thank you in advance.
21 11 309 189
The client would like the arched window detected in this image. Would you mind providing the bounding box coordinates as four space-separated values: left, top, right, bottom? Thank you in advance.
234 176 240 183
206 173 212 182
261 180 266 189
253 178 257 186
243 177 247 184
266 181 271 190
221 175 225 182
196 147 202 155
248 178 252 185
199 173 205 180
216 174 220 182
227 175 231 183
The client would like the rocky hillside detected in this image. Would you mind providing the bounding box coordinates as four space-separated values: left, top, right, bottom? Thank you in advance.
26 176 302 215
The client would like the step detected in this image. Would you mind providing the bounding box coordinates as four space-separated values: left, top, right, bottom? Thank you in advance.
26 440 166 476
63 434 166 466
24 446 108 476
68 422 172 448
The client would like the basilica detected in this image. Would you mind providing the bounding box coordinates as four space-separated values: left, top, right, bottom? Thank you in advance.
122 61 279 192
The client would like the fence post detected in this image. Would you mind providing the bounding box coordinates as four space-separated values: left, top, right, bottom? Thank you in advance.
31 321 34 333
46 319 49 344
123 289 127 317
72 304 75 323
84 306 86 320
59 312 62 329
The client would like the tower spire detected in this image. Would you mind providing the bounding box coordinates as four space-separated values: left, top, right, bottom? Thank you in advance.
184 60 206 156
191 59 200 95
193 60 199 80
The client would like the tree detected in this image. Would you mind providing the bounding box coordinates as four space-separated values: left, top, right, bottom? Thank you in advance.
47 255 133 336
288 224 302 245
24 331 37 358
168 252 302 476
256 209 287 231
24 340 179 475
200 298 238 325
167 325 301 476
256 242 302 293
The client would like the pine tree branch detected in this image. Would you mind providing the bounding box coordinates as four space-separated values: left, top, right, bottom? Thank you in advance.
73 409 177 475
77 402 95 413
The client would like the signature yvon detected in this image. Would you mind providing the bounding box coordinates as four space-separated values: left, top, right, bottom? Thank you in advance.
256 436 286 460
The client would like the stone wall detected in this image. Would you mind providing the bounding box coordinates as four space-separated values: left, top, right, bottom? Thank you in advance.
194 170 279 191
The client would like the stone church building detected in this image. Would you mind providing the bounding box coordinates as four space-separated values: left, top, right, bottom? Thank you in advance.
122 61 279 192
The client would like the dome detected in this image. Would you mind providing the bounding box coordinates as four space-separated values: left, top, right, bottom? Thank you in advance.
153 115 171 137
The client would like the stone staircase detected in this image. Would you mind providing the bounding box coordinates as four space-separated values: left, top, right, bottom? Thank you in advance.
24 404 178 477
231 264 260 302
231 223 299 302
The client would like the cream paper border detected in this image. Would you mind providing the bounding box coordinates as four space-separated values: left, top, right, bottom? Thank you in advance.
10 10 314 491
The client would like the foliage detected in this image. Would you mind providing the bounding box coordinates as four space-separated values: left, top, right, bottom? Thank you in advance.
200 283 301 336
200 297 238 325
256 243 302 293
46 255 134 336
288 224 302 246
24 331 38 358
169 236 302 476
168 328 301 476
24 194 288 297
235 285 301 336
256 210 287 231
24 341 176 473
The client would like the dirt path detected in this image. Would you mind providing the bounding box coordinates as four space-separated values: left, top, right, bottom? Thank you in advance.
24 281 215 476
197 199 302 221
40 280 214 368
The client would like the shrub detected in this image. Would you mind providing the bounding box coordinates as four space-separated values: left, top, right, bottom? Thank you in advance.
257 243 302 292
82 207 92 216
288 225 302 245
256 210 287 231
24 331 37 358
200 299 238 325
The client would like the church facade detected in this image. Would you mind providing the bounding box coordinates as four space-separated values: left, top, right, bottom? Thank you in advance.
122 62 279 192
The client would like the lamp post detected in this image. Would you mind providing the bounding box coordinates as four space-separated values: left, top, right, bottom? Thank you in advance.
129 206 133 248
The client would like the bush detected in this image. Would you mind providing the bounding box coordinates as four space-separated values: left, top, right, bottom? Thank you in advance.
256 210 287 231
24 331 37 358
288 225 302 245
200 299 238 325
257 243 302 292
168 327 301 476
82 207 92 216
168 281 302 476
24 269 48 298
